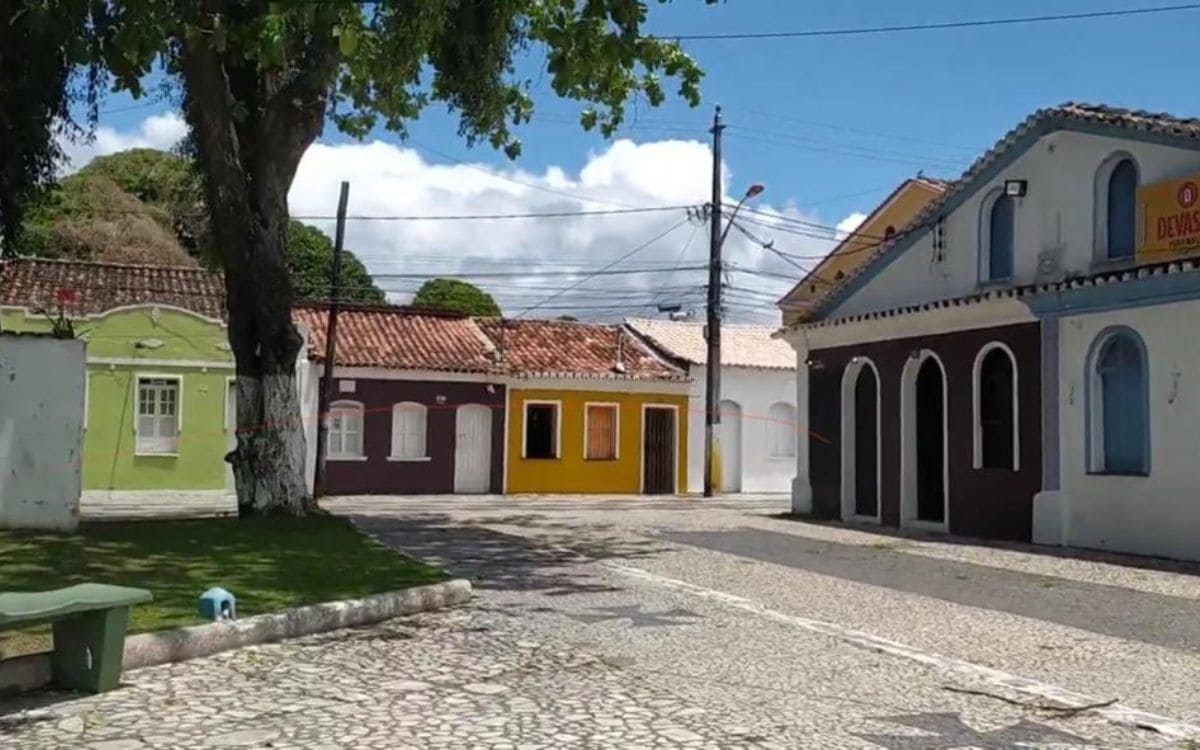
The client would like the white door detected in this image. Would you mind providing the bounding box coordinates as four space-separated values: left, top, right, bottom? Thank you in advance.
720 400 743 492
454 404 492 493
224 380 237 492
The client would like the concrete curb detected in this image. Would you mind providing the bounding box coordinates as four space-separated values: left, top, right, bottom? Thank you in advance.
0 579 471 694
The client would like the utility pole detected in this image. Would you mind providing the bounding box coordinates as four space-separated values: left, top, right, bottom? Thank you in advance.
313 181 350 498
704 106 724 498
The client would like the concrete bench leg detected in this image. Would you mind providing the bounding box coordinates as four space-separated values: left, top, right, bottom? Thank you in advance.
50 606 131 693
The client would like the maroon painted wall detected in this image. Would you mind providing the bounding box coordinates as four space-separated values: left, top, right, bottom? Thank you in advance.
808 322 1041 542
324 378 506 495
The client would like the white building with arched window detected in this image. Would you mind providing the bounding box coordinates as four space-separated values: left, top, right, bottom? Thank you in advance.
626 318 798 493
780 103 1200 561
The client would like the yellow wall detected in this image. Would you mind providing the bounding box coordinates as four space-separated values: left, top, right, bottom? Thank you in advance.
781 179 945 325
506 388 688 494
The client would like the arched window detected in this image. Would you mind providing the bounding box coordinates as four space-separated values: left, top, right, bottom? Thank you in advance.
1088 329 1149 475
988 195 1015 280
767 402 797 458
1107 158 1138 260
973 345 1018 470
390 402 428 459
328 400 364 459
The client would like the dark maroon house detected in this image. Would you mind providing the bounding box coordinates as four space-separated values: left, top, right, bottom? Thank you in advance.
806 321 1042 542
296 305 506 495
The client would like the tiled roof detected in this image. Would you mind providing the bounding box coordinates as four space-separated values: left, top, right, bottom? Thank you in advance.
294 305 500 373
625 318 795 370
0 257 226 321
807 102 1200 319
476 318 687 381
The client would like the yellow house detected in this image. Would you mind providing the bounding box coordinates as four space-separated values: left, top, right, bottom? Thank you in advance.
477 319 689 494
778 176 948 326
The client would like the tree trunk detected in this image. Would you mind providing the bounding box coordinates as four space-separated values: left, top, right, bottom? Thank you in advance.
178 18 338 517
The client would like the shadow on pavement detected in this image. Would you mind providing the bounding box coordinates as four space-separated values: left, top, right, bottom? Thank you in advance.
773 513 1200 579
347 513 667 597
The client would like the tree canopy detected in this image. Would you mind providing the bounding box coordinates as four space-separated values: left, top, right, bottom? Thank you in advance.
0 1 91 254
412 278 500 316
33 0 708 516
287 221 385 305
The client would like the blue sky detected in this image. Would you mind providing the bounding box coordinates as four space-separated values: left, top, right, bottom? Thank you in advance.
84 1 1200 321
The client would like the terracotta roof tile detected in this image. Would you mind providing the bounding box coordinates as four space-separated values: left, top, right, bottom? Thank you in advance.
294 305 500 373
0 257 226 320
476 318 686 381
625 318 795 370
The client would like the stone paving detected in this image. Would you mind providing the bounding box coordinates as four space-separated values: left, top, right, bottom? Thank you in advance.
2 494 1198 748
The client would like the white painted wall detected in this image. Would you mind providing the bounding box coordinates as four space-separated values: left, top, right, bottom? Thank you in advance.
685 364 797 494
0 335 85 531
1036 297 1200 560
833 130 1200 318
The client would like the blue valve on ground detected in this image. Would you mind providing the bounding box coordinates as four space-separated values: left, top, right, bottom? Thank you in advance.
197 587 236 621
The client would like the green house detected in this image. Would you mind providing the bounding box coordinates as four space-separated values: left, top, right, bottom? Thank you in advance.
0 258 236 517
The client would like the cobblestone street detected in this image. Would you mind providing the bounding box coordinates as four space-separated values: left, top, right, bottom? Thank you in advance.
4 495 1199 748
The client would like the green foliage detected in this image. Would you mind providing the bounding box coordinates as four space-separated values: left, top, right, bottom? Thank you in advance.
0 1 92 254
286 221 385 304
76 2 706 159
413 278 501 316
78 148 210 254
21 172 195 266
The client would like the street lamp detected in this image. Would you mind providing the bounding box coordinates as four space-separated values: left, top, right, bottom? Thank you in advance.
704 181 764 497
720 183 765 247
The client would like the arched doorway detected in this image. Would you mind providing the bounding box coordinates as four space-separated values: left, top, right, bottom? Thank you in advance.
840 358 880 521
915 358 946 523
901 351 948 528
719 399 742 492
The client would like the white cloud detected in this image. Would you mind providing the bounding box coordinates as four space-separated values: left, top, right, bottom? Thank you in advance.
61 113 188 171
69 113 862 323
835 211 868 239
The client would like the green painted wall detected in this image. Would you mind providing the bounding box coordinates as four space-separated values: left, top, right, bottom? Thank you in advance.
2 305 234 491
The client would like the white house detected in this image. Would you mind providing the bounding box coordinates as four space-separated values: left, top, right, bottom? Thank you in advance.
781 102 1200 561
625 318 797 493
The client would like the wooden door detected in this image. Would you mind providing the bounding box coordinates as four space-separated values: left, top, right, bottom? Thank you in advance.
454 404 492 493
642 407 676 495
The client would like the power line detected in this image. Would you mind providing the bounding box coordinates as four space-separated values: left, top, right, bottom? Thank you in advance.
371 262 704 281
408 139 640 209
726 124 965 170
659 3 1200 40
514 218 690 318
725 129 961 170
737 107 978 153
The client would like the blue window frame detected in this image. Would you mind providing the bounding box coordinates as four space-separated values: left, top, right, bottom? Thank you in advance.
988 195 1015 280
1090 329 1148 475
1107 159 1138 260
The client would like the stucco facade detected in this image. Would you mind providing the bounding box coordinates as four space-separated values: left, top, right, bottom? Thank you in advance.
681 364 797 494
307 368 506 495
0 305 234 507
824 129 1200 320
784 104 1200 559
505 384 689 495
1032 295 1200 560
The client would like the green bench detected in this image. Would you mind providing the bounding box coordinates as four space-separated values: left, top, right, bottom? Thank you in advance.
0 583 152 693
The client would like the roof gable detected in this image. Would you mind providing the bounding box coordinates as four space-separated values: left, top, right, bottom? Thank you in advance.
811 103 1200 322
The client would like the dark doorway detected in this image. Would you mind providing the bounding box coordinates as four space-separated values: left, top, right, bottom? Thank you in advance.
853 366 879 517
643 407 676 494
979 348 1016 470
915 358 945 523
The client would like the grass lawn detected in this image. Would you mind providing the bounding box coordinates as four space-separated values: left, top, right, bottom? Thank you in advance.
0 514 444 657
